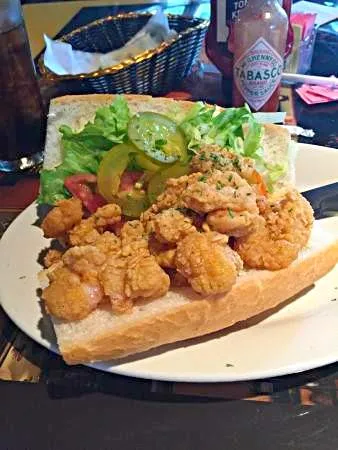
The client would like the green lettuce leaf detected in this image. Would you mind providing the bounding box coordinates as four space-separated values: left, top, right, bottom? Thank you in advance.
179 103 286 188
180 103 262 160
38 95 130 205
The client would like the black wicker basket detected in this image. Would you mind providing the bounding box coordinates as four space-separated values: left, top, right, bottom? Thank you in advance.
38 12 208 95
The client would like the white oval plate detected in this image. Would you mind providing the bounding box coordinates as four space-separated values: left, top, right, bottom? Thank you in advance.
0 143 337 382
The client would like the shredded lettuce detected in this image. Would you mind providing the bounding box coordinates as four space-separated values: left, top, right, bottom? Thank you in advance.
264 162 288 192
179 103 262 158
38 95 130 205
179 102 286 188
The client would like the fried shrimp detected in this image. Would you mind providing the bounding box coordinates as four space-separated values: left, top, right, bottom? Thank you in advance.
42 266 103 321
41 198 83 238
191 145 268 196
152 208 196 244
182 170 258 214
234 189 314 270
175 232 238 295
44 249 62 268
69 204 121 246
206 209 258 237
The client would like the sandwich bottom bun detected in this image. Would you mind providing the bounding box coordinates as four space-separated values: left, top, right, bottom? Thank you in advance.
53 220 338 365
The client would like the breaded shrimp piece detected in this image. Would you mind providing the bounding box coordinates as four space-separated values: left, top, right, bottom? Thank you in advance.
191 145 267 196
147 234 176 269
69 204 121 246
43 249 62 268
206 209 259 237
234 189 314 270
94 232 121 256
42 266 103 321
175 232 237 295
154 248 177 269
182 170 258 214
62 245 107 283
125 253 170 300
152 208 196 244
99 255 132 314
152 173 201 212
41 198 83 238
100 221 170 306
120 220 148 257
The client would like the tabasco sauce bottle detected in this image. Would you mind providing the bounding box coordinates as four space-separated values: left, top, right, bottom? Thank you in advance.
232 0 288 111
205 0 293 110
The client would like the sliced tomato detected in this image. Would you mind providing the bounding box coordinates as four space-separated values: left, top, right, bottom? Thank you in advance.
64 174 106 213
119 170 143 192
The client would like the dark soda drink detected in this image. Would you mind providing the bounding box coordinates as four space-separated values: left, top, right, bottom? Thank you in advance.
0 1 45 171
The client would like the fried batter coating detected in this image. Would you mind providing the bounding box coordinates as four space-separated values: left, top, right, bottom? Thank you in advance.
41 198 83 238
191 145 267 195
94 204 122 229
175 232 237 295
234 189 314 270
120 220 148 257
182 170 258 215
99 255 132 314
152 208 196 244
94 232 121 256
206 209 258 237
69 204 121 246
152 173 201 212
42 266 103 321
190 145 240 173
44 249 62 268
155 248 177 269
126 254 170 300
62 245 107 283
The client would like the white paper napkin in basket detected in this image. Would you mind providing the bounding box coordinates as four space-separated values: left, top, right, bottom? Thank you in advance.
44 10 177 76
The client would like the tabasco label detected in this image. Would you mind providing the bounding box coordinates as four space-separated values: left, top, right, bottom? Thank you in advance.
233 37 283 111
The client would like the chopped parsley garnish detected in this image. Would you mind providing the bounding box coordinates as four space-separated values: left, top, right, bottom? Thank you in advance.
216 181 225 190
227 208 234 218
288 208 294 213
228 174 233 182
210 153 221 163
232 157 241 171
198 175 207 182
199 152 207 161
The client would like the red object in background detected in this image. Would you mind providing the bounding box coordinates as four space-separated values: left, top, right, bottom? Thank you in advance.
206 0 293 107
165 91 193 101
